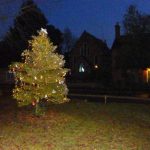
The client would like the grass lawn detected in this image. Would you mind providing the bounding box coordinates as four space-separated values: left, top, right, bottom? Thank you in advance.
0 97 150 150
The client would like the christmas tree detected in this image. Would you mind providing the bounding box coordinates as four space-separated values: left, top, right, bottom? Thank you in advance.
10 28 69 114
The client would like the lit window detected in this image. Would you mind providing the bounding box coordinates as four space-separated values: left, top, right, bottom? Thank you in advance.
79 63 85 72
146 68 150 83
94 65 98 69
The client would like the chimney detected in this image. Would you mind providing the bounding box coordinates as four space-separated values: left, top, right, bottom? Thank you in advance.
115 22 120 39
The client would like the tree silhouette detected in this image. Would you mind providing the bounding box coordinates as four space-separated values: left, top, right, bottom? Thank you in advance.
4 0 47 62
123 5 150 34
118 5 150 69
2 0 63 66
47 25 63 53
62 27 76 53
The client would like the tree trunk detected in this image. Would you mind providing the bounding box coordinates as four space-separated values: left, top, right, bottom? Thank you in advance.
35 102 40 116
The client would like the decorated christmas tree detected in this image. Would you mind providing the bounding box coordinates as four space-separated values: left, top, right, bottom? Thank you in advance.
10 28 69 114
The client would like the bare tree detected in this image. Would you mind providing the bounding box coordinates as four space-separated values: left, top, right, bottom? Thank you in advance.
62 27 77 53
123 4 150 34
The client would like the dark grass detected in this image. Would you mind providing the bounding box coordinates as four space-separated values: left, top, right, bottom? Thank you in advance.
0 96 150 149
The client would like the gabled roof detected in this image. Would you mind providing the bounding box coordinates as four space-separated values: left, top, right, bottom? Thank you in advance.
111 35 132 49
111 33 150 69
82 31 108 49
72 31 109 53
112 33 150 50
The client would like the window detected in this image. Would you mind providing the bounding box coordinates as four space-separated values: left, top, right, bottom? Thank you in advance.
146 68 150 83
84 43 86 56
79 63 85 72
86 47 89 56
80 47 83 56
80 42 88 56
83 49 86 56
94 56 98 64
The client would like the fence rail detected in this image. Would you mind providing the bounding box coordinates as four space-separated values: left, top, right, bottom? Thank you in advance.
69 93 150 104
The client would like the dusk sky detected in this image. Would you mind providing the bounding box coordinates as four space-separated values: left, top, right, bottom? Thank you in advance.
0 0 150 47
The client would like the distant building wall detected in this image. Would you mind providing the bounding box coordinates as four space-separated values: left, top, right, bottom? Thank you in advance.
69 31 110 81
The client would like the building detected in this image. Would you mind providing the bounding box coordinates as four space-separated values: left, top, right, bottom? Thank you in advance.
112 23 150 87
68 31 111 82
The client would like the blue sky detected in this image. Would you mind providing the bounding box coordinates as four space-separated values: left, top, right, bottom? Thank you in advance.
0 0 150 48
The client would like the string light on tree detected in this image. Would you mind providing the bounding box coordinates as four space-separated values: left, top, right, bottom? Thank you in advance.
52 89 56 94
9 28 69 115
41 28 48 34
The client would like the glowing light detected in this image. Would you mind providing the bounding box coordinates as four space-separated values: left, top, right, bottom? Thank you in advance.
32 101 36 106
147 68 150 71
79 64 85 72
41 28 48 34
59 80 64 84
59 62 63 66
52 90 56 94
94 65 98 69
146 68 150 83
